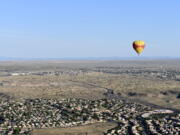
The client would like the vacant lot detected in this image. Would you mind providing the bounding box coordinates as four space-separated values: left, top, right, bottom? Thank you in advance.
32 122 116 135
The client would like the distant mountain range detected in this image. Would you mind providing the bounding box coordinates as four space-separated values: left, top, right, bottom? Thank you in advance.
0 56 180 61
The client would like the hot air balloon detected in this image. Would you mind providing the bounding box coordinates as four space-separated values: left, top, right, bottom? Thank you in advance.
132 40 145 55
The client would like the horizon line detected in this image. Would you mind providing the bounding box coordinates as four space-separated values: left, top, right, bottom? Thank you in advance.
0 56 180 61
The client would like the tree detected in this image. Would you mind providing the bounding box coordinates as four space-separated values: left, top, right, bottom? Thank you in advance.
13 127 21 135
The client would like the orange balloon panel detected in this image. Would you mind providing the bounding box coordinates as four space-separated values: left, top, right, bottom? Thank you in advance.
132 40 145 54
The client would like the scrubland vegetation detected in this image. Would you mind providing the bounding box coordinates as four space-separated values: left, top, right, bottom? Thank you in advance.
0 60 180 134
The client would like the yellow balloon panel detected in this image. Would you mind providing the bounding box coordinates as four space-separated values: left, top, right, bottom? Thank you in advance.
133 40 145 46
135 47 144 54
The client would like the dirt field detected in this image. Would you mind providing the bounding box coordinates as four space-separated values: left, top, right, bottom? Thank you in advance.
32 122 116 135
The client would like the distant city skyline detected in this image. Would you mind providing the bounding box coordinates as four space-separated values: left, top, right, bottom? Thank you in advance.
0 0 180 58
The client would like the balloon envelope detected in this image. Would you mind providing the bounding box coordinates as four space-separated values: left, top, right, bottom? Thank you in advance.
132 40 145 55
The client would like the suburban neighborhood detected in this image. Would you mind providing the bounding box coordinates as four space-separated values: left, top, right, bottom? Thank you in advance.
0 98 179 135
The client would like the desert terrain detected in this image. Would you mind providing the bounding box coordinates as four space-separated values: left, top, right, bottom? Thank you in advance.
0 60 180 109
0 60 180 134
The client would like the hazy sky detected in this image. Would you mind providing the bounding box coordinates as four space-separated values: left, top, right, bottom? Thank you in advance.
0 0 179 58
